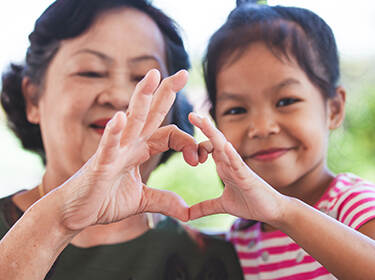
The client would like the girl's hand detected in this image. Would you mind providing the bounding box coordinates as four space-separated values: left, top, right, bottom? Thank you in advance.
189 113 288 226
57 69 197 231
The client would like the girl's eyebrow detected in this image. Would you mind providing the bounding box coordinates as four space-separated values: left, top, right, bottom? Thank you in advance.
269 78 300 93
216 92 246 102
217 78 301 102
217 78 301 101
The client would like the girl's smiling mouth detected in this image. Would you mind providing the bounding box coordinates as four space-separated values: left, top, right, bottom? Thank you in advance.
248 147 295 162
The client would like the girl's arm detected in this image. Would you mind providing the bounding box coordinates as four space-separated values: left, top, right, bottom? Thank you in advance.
190 113 375 280
279 197 375 280
0 69 200 280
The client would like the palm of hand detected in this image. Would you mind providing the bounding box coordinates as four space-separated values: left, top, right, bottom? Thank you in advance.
189 114 284 224
59 70 194 231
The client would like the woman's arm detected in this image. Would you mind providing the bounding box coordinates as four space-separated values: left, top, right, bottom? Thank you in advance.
189 113 375 280
0 188 78 280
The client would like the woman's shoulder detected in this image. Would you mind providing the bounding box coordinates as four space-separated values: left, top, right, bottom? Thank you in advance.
0 192 24 238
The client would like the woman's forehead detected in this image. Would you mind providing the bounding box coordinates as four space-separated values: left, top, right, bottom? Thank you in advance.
58 7 167 66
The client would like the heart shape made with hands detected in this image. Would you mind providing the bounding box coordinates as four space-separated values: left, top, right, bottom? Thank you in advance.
188 112 282 226
61 69 278 232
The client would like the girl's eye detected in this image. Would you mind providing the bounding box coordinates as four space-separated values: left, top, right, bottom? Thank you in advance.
223 107 246 115
77 71 106 78
276 97 300 107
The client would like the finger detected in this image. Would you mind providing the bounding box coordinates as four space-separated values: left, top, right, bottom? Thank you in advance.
198 141 213 163
147 125 199 166
122 69 161 142
141 186 190 222
224 142 248 179
225 142 264 185
198 146 208 163
141 70 188 138
95 112 126 166
189 113 228 161
189 198 225 220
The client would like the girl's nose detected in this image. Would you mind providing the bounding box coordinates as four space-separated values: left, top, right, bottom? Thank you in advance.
247 113 280 139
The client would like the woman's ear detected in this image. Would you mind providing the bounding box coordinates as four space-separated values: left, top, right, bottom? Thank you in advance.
327 86 346 130
22 77 40 124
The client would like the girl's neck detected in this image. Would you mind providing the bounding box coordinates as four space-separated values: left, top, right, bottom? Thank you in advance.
262 164 335 233
280 163 334 207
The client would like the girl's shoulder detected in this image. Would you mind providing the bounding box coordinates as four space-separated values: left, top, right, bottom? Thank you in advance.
316 173 375 229
317 173 375 205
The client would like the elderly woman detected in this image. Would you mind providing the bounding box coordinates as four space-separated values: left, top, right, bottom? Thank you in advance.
0 0 243 279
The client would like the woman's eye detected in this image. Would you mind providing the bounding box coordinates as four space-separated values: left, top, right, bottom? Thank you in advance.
223 107 246 115
131 75 146 83
77 71 105 78
276 98 300 107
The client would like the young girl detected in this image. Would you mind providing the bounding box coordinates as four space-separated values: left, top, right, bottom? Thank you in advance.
189 2 375 279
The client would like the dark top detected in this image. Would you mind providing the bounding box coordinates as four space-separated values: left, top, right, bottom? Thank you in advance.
0 193 244 280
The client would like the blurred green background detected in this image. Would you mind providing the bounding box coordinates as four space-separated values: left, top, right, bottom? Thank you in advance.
1 0 375 231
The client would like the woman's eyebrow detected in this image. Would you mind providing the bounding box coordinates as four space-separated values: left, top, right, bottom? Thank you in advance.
73 49 113 63
128 55 162 66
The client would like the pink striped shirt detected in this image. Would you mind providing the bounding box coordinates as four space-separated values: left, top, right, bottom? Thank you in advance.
227 173 375 280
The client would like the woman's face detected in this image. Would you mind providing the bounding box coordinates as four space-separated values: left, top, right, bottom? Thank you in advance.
27 8 169 184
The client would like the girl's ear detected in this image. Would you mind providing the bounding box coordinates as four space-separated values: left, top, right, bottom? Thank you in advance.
327 86 346 130
22 77 40 124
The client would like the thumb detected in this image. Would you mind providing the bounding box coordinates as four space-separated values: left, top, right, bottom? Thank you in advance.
141 186 190 222
189 198 225 220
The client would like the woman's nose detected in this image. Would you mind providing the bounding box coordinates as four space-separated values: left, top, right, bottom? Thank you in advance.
247 113 280 139
97 79 132 111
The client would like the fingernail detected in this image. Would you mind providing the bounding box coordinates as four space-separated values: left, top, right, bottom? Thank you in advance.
192 112 203 122
140 69 160 85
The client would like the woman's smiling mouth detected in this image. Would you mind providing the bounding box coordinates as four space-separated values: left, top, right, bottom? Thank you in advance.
90 118 112 135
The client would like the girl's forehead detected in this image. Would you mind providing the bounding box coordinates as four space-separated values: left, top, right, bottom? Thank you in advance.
217 43 304 89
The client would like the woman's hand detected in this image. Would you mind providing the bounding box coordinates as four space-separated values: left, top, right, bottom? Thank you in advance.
189 113 288 226
58 69 197 231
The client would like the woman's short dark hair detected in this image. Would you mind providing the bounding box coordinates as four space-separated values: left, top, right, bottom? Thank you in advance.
204 3 340 117
1 0 192 164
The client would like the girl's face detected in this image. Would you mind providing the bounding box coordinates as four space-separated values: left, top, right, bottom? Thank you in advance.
215 43 343 189
26 8 169 184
